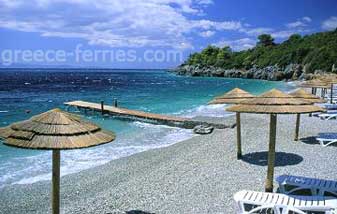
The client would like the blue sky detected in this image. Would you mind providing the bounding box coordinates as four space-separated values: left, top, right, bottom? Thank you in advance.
1 0 337 68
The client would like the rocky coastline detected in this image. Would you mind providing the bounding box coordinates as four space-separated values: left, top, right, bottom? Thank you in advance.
171 64 330 81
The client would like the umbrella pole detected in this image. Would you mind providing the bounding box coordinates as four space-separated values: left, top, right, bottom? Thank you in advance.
331 84 334 104
265 114 277 192
294 114 301 141
52 150 60 214
236 112 242 159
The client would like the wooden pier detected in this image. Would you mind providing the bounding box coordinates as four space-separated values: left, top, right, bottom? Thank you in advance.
65 100 234 129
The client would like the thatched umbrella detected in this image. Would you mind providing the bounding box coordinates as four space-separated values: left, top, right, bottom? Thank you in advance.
319 78 337 104
209 88 255 159
289 88 326 141
0 109 115 214
208 88 255 105
226 89 324 192
300 79 330 97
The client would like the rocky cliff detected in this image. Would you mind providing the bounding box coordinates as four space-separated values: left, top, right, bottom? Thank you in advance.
171 64 320 81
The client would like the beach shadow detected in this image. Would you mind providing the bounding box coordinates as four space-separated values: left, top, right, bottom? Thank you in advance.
242 151 303 167
301 136 337 147
300 136 319 145
125 210 155 214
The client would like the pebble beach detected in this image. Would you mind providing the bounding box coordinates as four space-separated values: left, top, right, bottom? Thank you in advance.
1 113 337 214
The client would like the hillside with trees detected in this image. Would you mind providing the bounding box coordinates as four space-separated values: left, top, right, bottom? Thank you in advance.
174 29 337 80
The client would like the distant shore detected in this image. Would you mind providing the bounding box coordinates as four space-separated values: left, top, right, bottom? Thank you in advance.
1 113 337 213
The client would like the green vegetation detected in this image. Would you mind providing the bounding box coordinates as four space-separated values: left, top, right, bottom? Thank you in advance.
184 29 337 73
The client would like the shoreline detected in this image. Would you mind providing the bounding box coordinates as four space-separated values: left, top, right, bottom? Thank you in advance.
0 77 294 188
0 79 295 188
1 113 336 213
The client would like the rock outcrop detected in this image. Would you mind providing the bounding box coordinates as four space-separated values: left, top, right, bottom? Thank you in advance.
171 64 323 81
193 125 214 135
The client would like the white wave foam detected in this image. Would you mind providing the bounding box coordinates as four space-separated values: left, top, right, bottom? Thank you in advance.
1 101 230 187
1 120 194 187
176 104 233 118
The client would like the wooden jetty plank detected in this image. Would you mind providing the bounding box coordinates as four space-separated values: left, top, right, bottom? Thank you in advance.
65 100 186 122
64 100 234 129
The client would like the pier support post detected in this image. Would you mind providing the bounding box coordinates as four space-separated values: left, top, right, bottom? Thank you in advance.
52 150 60 214
236 112 242 159
265 114 277 193
101 101 104 115
294 113 300 141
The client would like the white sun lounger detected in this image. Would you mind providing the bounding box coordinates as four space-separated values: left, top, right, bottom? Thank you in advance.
316 133 337 147
277 174 337 197
319 112 337 120
234 190 337 214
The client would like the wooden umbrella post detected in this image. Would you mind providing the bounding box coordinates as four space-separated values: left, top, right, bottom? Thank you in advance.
100 101 104 115
322 88 328 98
236 112 242 159
0 109 116 214
330 83 334 104
294 114 301 141
52 150 60 214
265 114 277 192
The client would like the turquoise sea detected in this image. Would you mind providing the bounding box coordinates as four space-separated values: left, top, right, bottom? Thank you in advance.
0 69 295 187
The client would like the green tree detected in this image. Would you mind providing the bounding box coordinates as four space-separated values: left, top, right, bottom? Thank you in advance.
257 34 275 47
183 29 337 74
287 34 302 43
200 45 219 65
215 46 232 67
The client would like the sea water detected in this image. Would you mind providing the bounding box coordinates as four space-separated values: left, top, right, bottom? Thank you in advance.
0 69 294 187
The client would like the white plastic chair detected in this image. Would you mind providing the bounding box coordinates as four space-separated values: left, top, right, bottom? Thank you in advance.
319 113 337 120
316 133 337 147
234 190 337 214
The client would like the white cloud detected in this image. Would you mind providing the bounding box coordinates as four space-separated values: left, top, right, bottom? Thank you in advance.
271 30 297 39
243 25 308 39
196 0 213 5
199 30 215 37
244 27 274 36
240 16 312 40
286 21 307 28
322 16 337 31
0 0 242 49
302 16 312 22
213 38 256 51
191 19 242 31
286 16 312 28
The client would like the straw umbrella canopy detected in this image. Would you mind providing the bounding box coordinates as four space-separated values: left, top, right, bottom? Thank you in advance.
289 88 326 103
289 88 326 141
0 109 116 214
208 88 255 105
226 89 324 192
319 77 337 104
300 79 330 97
300 79 330 88
209 88 256 159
